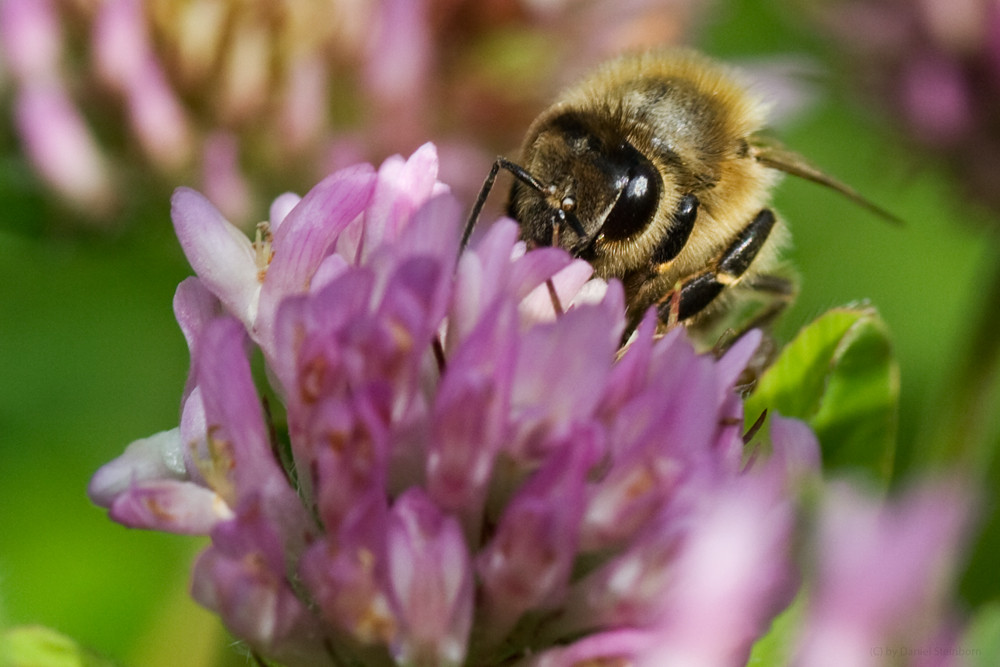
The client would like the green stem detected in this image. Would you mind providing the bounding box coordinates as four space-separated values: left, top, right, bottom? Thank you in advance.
923 242 1000 473
939 240 1000 607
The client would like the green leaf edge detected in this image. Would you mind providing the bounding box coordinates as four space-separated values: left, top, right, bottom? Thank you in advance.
746 306 899 483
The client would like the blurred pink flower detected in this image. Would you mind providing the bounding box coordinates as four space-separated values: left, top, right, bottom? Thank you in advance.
0 0 709 228
817 0 1000 216
792 481 972 667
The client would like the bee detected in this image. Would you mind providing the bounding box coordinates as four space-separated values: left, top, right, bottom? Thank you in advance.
463 49 895 344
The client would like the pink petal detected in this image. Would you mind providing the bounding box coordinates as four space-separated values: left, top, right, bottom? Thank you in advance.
386 489 473 666
195 318 281 496
278 55 329 151
796 480 971 660
173 277 220 353
0 0 61 80
269 192 302 232
508 299 624 458
429 299 518 514
714 328 763 396
648 475 796 666
359 142 442 261
447 219 521 351
171 187 258 328
124 57 193 169
92 0 149 88
768 414 822 479
14 83 114 213
530 629 653 667
192 502 327 663
517 258 596 324
108 479 231 535
477 436 597 640
201 132 253 225
88 429 186 507
194 317 312 554
298 494 393 644
256 163 378 347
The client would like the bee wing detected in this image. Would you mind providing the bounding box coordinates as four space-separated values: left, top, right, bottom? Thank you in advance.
749 139 902 225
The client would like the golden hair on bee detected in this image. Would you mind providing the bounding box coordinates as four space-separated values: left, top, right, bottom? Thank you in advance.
464 48 894 344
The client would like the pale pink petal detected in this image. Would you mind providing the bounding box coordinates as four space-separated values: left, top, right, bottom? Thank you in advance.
108 479 231 535
171 186 259 328
529 629 653 667
14 83 114 213
92 0 149 88
428 299 518 515
715 329 763 396
298 493 393 644
201 132 253 226
88 429 186 507
278 55 329 151
195 318 289 502
269 192 302 232
518 259 597 324
446 219 522 350
387 489 474 667
360 142 442 261
179 385 209 484
0 0 61 80
645 476 795 667
769 415 822 478
124 57 193 170
508 298 624 457
477 438 596 641
793 481 971 665
173 277 220 353
256 163 378 347
364 0 430 103
191 502 328 664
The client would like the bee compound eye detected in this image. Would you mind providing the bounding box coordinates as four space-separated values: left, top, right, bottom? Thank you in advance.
598 159 662 242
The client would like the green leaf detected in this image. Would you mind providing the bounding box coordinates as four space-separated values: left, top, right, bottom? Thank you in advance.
962 602 1000 666
747 307 899 484
0 626 118 667
746 589 806 666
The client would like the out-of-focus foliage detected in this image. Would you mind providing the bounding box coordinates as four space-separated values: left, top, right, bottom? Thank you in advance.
1 626 117 667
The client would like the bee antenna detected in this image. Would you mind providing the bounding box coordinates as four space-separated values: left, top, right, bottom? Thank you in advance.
461 157 548 255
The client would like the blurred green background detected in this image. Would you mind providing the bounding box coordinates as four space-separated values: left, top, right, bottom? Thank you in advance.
0 2 993 665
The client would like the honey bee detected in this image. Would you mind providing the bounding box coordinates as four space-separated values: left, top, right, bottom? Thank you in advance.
463 49 895 344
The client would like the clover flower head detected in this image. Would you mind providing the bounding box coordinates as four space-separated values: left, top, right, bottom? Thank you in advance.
90 144 973 666
88 143 826 665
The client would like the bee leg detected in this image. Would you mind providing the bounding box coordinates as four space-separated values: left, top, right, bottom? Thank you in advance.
712 273 796 351
651 193 699 264
657 208 776 322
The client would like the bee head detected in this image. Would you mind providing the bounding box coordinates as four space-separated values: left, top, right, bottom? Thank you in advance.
508 111 663 259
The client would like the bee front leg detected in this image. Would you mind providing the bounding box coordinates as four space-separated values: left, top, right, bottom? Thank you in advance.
657 208 777 324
